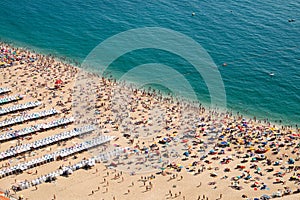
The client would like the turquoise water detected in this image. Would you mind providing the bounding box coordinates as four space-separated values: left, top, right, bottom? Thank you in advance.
0 0 299 124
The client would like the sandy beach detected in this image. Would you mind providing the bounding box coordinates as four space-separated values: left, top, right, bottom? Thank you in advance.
0 43 299 200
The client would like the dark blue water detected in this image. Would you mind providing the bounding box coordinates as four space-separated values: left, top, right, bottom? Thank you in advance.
0 0 299 124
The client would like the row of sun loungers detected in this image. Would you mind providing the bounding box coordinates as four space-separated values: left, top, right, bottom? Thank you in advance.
0 88 10 95
0 125 94 160
0 117 75 142
12 148 124 191
0 135 114 178
0 101 41 116
0 94 23 105
0 109 58 128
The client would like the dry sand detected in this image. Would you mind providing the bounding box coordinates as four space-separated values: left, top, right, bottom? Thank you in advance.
0 44 299 200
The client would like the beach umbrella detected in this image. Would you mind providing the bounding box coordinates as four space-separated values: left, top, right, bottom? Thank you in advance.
288 158 295 164
257 167 261 171
181 139 189 143
110 162 117 167
183 152 189 157
55 79 63 85
210 172 217 177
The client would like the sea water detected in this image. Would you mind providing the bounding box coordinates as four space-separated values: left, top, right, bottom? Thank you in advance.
0 0 299 124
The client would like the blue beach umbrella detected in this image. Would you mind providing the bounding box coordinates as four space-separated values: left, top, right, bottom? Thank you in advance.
183 152 189 157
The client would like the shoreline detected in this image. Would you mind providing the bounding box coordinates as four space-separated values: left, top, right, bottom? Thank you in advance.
2 39 299 127
0 39 298 127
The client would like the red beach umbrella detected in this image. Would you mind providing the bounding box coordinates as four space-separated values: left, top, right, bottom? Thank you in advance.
55 79 63 85
181 139 189 143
